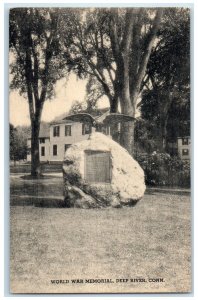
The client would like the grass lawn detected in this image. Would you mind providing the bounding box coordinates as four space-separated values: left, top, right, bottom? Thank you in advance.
10 174 191 294
10 163 63 174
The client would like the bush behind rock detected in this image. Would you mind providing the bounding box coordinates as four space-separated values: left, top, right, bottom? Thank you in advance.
136 153 190 187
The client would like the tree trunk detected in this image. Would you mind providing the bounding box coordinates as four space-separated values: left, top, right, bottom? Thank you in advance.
109 93 120 142
160 116 168 151
31 120 41 177
159 92 173 151
120 121 135 154
119 85 136 155
110 95 119 113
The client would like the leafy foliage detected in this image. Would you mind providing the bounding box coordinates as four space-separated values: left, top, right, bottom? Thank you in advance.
10 8 67 99
61 8 163 111
59 8 164 154
9 8 69 176
137 152 190 187
69 76 105 115
10 124 29 161
134 118 161 154
140 8 190 148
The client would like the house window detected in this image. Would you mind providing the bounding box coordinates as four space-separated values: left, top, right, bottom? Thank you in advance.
53 145 57 156
41 146 45 156
182 138 188 145
40 138 45 144
53 126 60 137
65 125 71 136
82 123 92 135
65 144 71 152
182 149 189 156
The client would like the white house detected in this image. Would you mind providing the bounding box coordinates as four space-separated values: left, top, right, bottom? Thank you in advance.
49 119 96 162
27 123 50 162
177 136 191 161
27 112 111 163
26 108 139 163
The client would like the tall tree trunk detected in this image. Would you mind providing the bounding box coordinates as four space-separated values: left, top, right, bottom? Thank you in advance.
159 91 173 151
110 94 119 113
160 115 168 151
31 120 41 177
120 121 135 154
119 84 136 155
118 58 134 153
109 89 120 142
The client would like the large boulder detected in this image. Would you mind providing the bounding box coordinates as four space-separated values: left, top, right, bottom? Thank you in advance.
63 132 146 208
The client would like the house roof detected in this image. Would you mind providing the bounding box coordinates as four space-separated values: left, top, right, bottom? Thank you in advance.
39 123 50 138
27 123 50 139
50 119 76 125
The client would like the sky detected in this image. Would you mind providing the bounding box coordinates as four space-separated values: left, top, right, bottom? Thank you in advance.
9 73 109 127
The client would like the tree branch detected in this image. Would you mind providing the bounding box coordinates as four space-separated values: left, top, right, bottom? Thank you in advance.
135 9 163 92
129 11 144 85
120 8 134 56
108 9 121 64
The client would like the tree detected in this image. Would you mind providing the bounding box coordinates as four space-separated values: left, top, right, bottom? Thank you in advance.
9 8 67 177
10 124 17 162
85 76 105 113
9 124 28 163
140 8 190 150
69 76 105 115
62 8 163 154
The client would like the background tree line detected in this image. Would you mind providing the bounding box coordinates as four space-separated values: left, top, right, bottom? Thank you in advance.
10 124 30 163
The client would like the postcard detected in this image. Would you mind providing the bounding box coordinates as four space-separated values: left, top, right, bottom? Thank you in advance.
9 6 191 294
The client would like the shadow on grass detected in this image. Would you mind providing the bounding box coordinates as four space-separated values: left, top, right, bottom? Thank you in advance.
10 163 63 174
21 175 61 180
10 195 66 208
145 190 157 196
145 188 190 196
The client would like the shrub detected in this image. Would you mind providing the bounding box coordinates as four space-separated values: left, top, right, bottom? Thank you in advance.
137 152 190 187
